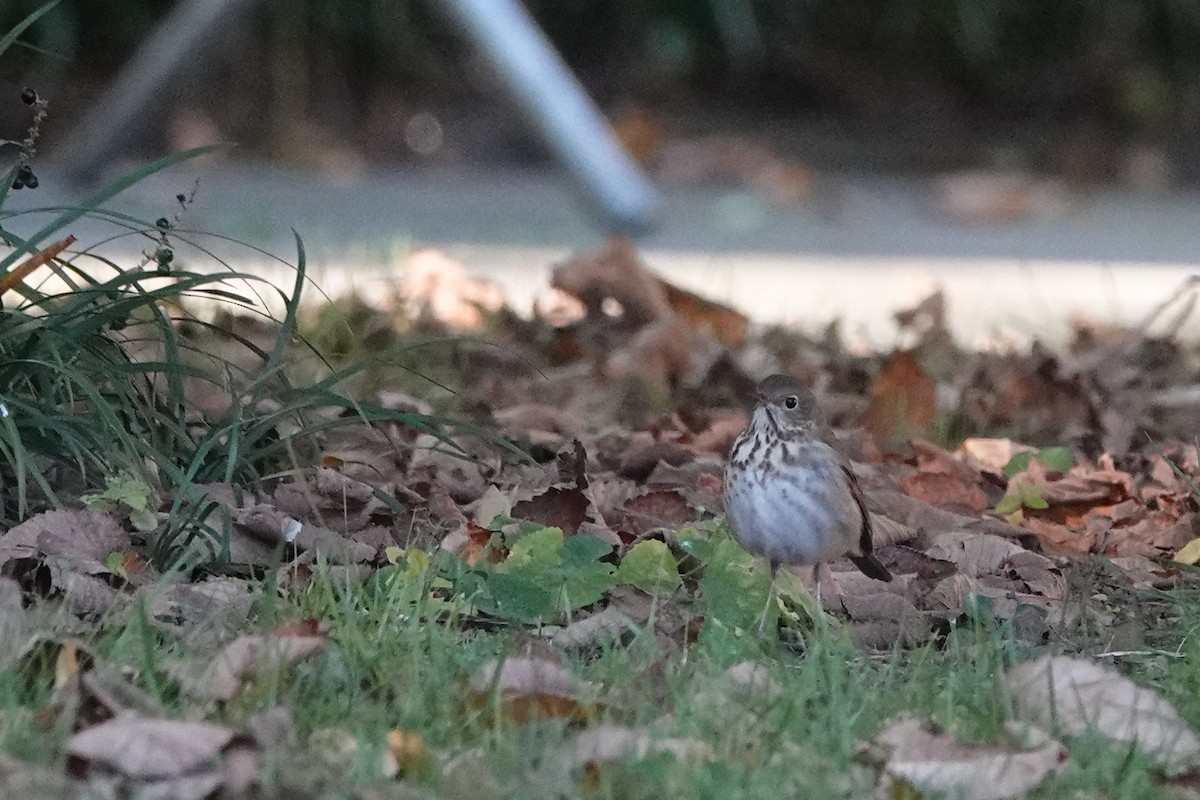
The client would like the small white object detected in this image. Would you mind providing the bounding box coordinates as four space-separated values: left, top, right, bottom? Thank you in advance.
281 518 302 543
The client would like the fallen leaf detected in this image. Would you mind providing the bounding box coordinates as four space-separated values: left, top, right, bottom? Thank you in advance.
1173 539 1200 565
68 715 234 779
1007 655 1200 773
926 532 1026 577
401 248 504 330
959 438 1035 474
621 490 692 537
468 655 595 724
900 471 988 513
1022 517 1097 555
177 627 327 701
658 279 749 348
861 350 936 440
386 730 432 776
875 714 1066 800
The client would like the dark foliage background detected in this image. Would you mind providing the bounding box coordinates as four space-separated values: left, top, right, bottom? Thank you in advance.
3 0 1200 174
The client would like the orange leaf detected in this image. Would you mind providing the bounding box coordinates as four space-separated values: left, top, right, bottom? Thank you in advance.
0 235 75 294
861 350 936 440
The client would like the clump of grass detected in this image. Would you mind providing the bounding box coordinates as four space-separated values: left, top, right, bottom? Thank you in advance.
0 4 461 571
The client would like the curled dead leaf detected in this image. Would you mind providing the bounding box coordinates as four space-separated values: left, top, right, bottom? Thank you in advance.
861 350 936 441
875 714 1066 800
68 715 234 780
1007 655 1200 773
177 625 326 701
468 655 596 724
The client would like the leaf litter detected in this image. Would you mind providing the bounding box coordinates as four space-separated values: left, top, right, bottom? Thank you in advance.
5 236 1200 795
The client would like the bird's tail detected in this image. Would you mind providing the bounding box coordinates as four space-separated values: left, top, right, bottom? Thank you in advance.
850 553 893 582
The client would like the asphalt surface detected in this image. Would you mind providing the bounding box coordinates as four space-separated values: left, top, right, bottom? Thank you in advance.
5 159 1200 346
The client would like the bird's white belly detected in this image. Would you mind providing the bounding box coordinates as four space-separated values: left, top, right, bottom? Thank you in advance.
724 466 846 566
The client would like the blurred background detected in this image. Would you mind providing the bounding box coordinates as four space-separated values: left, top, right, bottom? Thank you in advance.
6 0 1200 176
4 0 1200 343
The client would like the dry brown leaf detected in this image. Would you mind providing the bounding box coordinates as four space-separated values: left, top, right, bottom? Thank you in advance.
836 590 932 648
900 471 989 513
1174 537 1200 565
875 714 1066 800
0 508 128 569
658 279 749 348
910 439 979 480
621 489 692 538
861 351 936 440
68 715 234 779
401 248 504 330
386 730 432 776
551 237 673 327
512 487 591 537
0 235 75 293
926 531 1026 577
1007 655 1200 773
179 626 326 701
1022 517 1097 555
468 655 595 724
1101 511 1200 558
54 639 94 690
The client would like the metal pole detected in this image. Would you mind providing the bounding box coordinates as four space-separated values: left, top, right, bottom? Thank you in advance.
436 0 660 233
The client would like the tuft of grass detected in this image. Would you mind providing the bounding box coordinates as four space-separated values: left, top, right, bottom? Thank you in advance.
4 564 1197 798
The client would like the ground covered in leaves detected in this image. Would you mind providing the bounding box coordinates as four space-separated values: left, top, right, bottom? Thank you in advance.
3 237 1200 799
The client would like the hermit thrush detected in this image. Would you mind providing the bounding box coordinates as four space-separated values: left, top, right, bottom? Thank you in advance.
723 374 892 620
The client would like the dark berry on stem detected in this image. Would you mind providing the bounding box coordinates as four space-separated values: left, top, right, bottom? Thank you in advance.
20 88 37 105
176 193 186 203
25 174 38 189
156 217 171 230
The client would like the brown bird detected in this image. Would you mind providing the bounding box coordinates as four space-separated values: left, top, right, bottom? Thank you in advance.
723 374 891 626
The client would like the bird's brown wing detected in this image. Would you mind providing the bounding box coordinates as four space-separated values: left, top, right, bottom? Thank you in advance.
841 464 893 582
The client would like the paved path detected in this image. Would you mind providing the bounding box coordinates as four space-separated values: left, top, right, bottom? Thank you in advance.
6 160 1200 345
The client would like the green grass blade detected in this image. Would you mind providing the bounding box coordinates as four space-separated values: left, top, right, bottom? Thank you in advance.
0 1 58 60
0 145 223 272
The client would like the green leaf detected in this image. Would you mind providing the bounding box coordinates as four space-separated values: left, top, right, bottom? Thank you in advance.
699 536 768 633
105 551 127 578
1036 446 1073 472
993 492 1023 515
500 526 564 574
81 471 153 511
1022 484 1049 510
560 535 616 609
616 539 682 594
485 572 555 621
562 534 612 568
562 561 616 609
1002 450 1034 476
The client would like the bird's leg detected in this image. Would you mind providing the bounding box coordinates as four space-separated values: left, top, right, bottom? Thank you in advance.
757 560 779 637
813 563 823 608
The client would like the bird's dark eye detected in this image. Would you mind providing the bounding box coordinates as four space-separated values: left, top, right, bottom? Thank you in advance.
784 395 799 410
